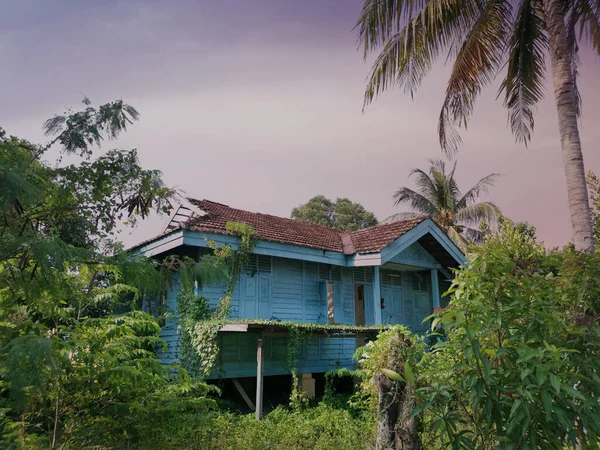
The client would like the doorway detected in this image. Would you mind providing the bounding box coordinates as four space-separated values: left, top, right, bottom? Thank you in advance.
354 284 365 326
354 284 366 348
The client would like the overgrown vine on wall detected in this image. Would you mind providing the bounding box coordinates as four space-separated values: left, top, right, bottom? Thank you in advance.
177 222 257 377
286 325 309 410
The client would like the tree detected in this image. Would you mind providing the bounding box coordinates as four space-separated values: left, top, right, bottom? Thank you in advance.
291 195 378 231
355 327 423 450
587 170 600 242
357 0 598 252
0 99 213 448
390 159 500 247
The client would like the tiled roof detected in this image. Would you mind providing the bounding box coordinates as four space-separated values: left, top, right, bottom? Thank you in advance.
184 199 346 252
349 218 427 253
174 198 427 255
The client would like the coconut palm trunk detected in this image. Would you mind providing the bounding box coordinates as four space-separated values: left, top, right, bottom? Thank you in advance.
542 0 594 253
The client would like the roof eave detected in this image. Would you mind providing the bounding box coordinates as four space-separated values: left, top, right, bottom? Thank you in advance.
379 218 466 267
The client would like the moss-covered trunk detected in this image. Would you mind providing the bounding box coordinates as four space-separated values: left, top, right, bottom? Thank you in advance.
374 332 420 450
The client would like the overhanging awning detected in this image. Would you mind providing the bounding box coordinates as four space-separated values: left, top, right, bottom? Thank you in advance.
219 321 388 338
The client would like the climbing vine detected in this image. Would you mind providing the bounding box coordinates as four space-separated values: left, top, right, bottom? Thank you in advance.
177 222 257 377
286 325 309 410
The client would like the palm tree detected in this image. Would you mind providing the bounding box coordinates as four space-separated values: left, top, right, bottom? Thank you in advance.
390 159 500 247
357 0 597 252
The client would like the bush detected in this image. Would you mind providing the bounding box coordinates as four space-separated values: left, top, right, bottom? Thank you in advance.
416 220 600 449
126 402 375 450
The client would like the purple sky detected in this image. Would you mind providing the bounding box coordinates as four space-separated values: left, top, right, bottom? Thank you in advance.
2 0 600 248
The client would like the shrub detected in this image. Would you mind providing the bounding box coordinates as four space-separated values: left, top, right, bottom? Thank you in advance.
127 402 375 450
416 220 600 449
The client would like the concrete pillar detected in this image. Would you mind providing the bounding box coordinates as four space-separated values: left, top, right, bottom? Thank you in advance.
298 373 316 399
255 337 264 420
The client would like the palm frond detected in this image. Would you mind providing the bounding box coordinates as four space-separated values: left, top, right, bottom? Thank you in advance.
363 28 432 103
393 187 438 215
570 0 600 118
462 226 485 243
498 0 548 144
447 160 462 203
576 0 600 55
357 0 427 55
427 159 459 211
455 201 501 226
409 167 439 205
446 225 469 250
457 173 501 209
361 0 480 104
438 0 514 153
381 211 423 223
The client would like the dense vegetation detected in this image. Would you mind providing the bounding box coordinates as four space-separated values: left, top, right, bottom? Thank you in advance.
0 100 214 449
2 99 599 449
119 402 374 450
415 221 600 449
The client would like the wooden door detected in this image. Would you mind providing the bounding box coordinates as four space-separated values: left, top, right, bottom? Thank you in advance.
355 284 366 348
354 284 365 326
382 287 403 325
414 292 431 333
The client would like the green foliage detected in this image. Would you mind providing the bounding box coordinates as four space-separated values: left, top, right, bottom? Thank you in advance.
55 149 175 240
354 326 424 411
1 312 215 449
42 97 140 158
286 326 309 410
416 220 600 449
291 195 378 231
0 99 210 449
177 222 257 377
176 283 213 376
120 402 375 450
390 158 500 249
323 368 371 416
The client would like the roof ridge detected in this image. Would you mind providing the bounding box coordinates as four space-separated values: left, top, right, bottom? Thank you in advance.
340 233 356 255
189 197 348 233
349 215 429 236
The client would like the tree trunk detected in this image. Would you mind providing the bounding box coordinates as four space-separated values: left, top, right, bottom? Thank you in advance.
373 330 421 450
542 0 595 253
374 372 420 450
374 372 398 450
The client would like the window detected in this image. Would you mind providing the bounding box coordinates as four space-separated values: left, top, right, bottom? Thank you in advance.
319 264 341 324
354 267 374 283
381 270 403 287
412 273 428 292
243 255 272 275
319 264 342 282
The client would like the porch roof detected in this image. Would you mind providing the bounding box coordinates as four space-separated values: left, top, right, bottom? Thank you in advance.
219 320 388 337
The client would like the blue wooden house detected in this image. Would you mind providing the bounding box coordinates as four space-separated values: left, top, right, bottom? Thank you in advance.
132 199 465 417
